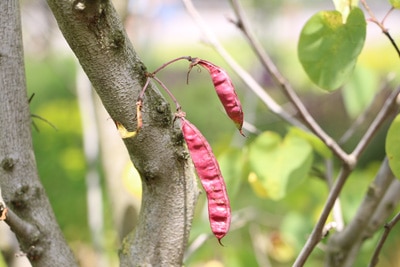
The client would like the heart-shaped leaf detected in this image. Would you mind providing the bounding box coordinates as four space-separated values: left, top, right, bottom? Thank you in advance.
298 8 366 91
248 131 313 200
386 114 400 179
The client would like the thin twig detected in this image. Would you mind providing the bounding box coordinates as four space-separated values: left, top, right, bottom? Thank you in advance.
151 56 192 75
181 0 306 130
361 0 400 57
138 57 192 110
350 87 400 159
369 197 400 266
31 114 58 131
137 76 152 101
152 75 182 111
229 0 351 165
382 31 400 57
381 6 394 25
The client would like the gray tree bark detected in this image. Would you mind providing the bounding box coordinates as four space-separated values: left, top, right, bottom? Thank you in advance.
0 0 78 266
46 0 199 266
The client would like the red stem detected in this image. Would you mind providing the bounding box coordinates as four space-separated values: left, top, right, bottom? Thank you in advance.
152 75 182 111
151 56 193 75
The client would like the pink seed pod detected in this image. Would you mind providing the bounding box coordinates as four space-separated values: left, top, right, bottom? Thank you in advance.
179 115 231 244
191 59 244 136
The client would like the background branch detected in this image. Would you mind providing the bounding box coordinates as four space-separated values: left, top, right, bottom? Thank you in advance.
325 158 395 266
0 0 78 265
293 165 352 266
369 210 400 267
293 86 399 265
350 88 400 159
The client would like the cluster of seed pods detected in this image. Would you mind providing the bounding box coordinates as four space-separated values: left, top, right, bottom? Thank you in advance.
115 56 244 243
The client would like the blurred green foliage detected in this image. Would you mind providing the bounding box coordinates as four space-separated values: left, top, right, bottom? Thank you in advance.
19 9 400 265
26 56 90 242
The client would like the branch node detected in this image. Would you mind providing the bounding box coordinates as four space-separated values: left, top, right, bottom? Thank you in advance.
1 156 16 171
346 154 357 170
11 184 31 210
27 245 44 262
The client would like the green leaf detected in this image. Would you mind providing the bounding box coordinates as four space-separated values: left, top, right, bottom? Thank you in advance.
342 65 379 118
288 127 333 159
390 0 400 9
298 8 366 91
218 147 245 198
386 114 400 179
248 131 313 200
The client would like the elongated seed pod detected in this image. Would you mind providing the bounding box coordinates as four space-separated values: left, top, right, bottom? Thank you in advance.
180 117 231 244
194 59 244 136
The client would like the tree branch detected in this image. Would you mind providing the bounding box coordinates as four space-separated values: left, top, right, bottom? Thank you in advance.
5 209 41 246
369 208 400 266
325 158 395 266
326 179 400 267
350 87 400 159
45 0 199 265
0 0 78 265
293 165 353 266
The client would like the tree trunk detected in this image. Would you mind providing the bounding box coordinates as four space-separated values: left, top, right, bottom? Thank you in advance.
0 0 78 266
45 0 199 266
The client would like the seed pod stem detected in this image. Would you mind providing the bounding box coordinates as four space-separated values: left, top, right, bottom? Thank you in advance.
151 56 193 75
152 76 182 111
